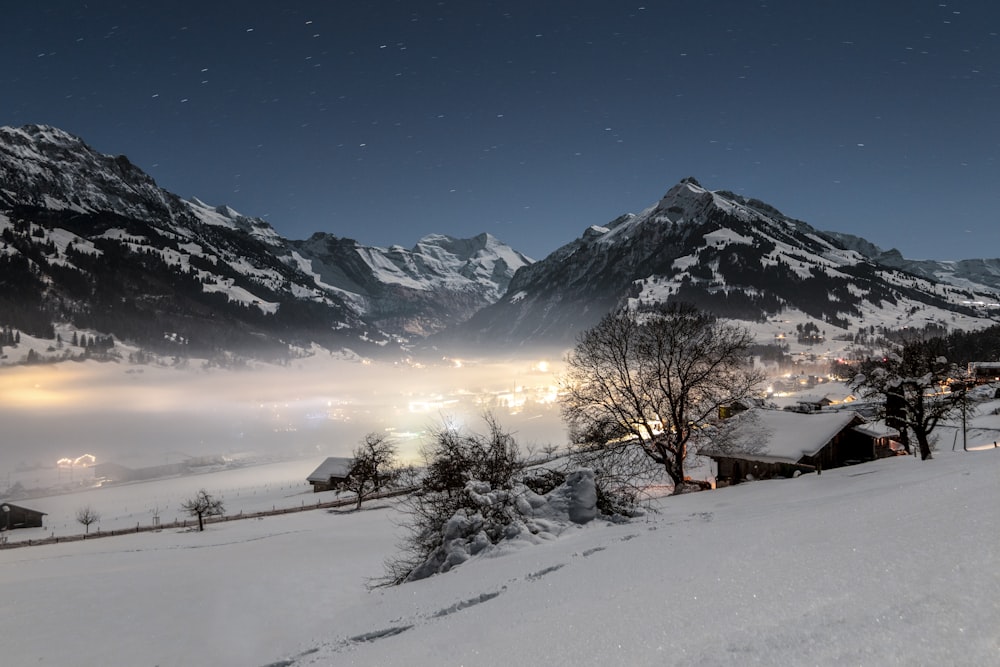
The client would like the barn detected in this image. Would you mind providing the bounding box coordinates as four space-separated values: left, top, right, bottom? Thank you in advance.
704 409 879 484
306 457 353 492
0 502 47 530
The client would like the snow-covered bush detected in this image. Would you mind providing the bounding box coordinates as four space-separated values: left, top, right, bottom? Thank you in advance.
376 415 623 586
377 414 524 586
399 470 599 583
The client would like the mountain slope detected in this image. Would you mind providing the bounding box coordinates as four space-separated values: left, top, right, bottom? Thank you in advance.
287 231 531 337
453 177 1000 348
826 230 1000 293
0 124 530 359
3 446 998 666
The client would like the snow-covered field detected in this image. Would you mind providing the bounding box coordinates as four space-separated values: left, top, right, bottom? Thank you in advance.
2 447 998 666
5 458 329 539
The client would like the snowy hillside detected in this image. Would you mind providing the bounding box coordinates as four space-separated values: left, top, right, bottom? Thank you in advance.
0 125 188 221
0 124 531 356
2 442 998 665
457 178 1000 348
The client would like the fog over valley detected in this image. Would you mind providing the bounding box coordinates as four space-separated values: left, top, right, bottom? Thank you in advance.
0 352 567 482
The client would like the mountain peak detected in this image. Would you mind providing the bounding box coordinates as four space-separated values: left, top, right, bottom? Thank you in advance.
1 123 84 147
456 177 1000 347
0 124 537 357
0 122 183 220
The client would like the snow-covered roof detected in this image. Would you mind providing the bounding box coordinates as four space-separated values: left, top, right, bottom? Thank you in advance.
307 457 353 482
970 361 1000 370
0 502 47 516
852 419 900 439
717 409 863 464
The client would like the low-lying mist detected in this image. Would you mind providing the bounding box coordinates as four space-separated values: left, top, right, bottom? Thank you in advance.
0 352 568 475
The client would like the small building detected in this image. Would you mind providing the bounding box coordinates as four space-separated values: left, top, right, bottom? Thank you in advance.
852 420 904 458
0 502 47 530
704 409 878 484
307 457 353 493
968 361 1000 384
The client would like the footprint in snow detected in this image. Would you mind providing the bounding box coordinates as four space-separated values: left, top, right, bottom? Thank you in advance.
348 625 414 643
526 563 565 580
432 589 505 618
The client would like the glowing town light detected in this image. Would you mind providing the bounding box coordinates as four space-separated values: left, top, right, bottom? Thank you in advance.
57 454 97 468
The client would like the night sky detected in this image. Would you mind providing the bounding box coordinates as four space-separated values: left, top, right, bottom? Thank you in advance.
4 1 999 261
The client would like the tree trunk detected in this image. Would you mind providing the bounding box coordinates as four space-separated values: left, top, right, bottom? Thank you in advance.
666 454 685 494
197 512 204 531
915 431 933 460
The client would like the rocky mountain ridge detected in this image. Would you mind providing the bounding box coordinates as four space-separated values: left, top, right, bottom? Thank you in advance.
0 124 530 360
3 125 998 363
449 177 1000 348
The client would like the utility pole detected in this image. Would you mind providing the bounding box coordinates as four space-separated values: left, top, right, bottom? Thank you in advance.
961 382 968 452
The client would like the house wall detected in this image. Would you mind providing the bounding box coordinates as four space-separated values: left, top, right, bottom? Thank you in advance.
310 476 348 493
713 427 878 482
1 504 45 529
713 456 809 483
801 428 874 470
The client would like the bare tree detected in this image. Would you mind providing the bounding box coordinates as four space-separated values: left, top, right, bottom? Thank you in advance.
421 412 521 495
344 432 398 510
76 505 101 534
849 337 961 460
561 304 766 493
540 443 561 459
180 489 225 531
393 463 421 490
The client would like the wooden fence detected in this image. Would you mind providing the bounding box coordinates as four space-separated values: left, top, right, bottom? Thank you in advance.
0 486 417 550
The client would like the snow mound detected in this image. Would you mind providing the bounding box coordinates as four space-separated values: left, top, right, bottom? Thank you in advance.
406 469 600 582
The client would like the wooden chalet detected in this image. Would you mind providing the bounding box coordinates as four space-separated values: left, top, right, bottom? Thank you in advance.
705 409 883 484
306 457 353 492
968 362 1000 384
0 502 47 530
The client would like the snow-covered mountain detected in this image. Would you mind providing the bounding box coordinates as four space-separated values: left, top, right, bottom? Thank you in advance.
825 230 1000 293
452 177 1000 347
0 124 530 359
0 125 191 222
5 125 998 361
287 231 530 337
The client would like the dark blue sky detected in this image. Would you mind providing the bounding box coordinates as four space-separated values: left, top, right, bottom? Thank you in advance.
4 1 999 260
